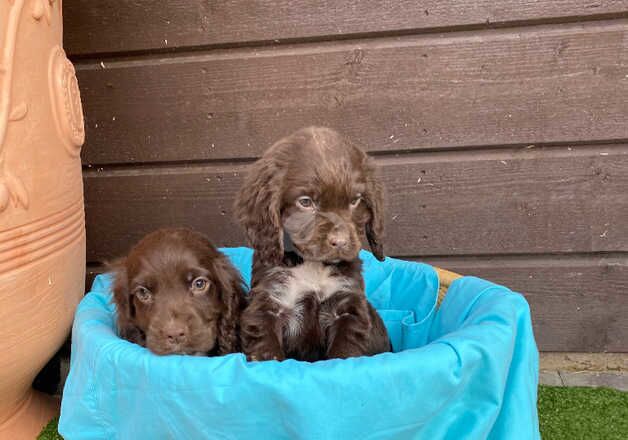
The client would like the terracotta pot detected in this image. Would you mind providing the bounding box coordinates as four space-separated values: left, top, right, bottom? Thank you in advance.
0 0 85 437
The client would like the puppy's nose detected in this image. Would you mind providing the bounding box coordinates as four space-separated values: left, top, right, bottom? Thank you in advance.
328 233 348 249
164 323 187 345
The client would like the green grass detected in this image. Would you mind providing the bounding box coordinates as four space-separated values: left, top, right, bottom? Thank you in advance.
538 386 628 439
37 417 63 440
38 386 627 439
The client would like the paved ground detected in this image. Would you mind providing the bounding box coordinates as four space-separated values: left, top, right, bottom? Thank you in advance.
539 353 628 391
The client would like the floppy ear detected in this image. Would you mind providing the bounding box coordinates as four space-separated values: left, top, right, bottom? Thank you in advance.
234 156 285 267
107 258 141 342
362 156 385 261
212 255 246 355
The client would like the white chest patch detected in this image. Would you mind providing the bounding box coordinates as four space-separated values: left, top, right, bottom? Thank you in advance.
268 262 357 310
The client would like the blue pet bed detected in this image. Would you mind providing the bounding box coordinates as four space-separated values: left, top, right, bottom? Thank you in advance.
59 248 540 439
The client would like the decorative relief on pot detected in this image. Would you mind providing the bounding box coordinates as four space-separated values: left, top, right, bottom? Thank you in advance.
49 45 85 157
1 0 30 212
32 0 55 24
1 0 86 437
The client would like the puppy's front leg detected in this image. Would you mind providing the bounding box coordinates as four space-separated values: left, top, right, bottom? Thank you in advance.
323 292 373 359
241 293 285 361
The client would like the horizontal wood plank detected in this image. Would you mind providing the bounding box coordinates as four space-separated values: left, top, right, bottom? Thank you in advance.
423 255 628 352
83 255 628 352
83 145 628 261
76 22 628 165
63 0 628 55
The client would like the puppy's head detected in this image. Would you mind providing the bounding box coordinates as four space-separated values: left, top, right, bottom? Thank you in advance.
235 127 384 265
110 228 244 356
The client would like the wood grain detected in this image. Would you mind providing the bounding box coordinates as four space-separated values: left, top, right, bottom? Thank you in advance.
63 0 628 55
83 145 628 261
83 255 628 352
76 22 628 165
424 254 628 352
67 1 628 355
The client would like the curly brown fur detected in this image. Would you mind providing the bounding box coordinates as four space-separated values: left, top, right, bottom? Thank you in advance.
235 127 390 361
109 228 245 356
235 126 384 285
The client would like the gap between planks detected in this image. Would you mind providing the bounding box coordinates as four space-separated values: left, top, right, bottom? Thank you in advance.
87 252 628 271
81 142 628 177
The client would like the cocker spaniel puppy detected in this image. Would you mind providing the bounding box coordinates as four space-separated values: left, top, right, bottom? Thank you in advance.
110 228 246 356
235 127 390 361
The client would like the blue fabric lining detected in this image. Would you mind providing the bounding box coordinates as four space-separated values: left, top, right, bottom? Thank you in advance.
59 248 539 439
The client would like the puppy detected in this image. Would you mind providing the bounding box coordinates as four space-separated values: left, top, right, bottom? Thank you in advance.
235 126 390 361
110 228 246 356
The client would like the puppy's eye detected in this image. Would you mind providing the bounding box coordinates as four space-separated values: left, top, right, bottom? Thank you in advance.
134 286 152 303
191 276 210 294
297 196 314 209
350 195 362 208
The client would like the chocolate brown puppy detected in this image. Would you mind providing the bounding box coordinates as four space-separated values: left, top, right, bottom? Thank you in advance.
235 127 390 361
110 228 245 356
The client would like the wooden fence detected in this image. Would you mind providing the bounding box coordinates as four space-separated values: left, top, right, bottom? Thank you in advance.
64 1 628 353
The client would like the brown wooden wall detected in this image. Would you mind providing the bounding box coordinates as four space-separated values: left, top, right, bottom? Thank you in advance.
64 1 628 353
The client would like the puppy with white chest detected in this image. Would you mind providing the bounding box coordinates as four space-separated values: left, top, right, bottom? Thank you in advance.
235 126 391 361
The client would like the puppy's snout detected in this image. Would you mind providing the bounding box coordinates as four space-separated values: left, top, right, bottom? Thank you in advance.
327 231 349 250
163 321 187 345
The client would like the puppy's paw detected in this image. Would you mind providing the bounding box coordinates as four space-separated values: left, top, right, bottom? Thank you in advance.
245 347 285 362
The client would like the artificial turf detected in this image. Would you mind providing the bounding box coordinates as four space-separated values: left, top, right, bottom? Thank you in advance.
537 386 627 439
38 386 627 439
37 417 62 440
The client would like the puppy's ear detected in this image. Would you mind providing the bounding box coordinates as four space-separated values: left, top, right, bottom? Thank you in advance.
212 255 246 355
362 156 385 261
234 156 285 267
107 258 137 340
